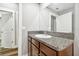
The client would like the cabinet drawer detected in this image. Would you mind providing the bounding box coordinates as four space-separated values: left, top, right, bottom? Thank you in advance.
32 44 39 56
40 43 56 56
32 39 39 48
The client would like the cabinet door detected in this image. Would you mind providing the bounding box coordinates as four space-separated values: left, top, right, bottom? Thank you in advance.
32 39 39 48
39 51 46 56
32 44 39 56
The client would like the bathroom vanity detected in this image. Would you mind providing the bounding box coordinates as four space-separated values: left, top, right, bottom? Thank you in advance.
28 31 74 56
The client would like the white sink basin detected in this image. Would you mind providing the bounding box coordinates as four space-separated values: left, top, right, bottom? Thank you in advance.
35 34 52 38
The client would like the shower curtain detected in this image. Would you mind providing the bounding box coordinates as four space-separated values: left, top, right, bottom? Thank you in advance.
1 14 15 48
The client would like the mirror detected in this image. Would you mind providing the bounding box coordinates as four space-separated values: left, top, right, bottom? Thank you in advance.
47 3 74 33
51 11 73 33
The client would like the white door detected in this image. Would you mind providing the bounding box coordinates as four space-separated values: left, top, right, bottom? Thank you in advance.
1 13 15 48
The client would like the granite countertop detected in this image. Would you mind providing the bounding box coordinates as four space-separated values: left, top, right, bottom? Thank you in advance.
28 32 73 51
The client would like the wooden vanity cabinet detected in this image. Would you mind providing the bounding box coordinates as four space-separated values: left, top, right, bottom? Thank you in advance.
32 44 39 56
28 36 73 56
32 38 39 48
39 51 46 56
28 36 39 56
40 43 56 56
57 44 73 56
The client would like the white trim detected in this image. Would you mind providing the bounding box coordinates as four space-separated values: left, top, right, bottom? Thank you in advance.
11 11 16 48
18 3 23 56
0 7 15 13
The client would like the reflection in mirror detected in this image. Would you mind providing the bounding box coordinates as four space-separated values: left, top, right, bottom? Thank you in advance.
51 11 73 33
48 3 74 33
51 15 56 32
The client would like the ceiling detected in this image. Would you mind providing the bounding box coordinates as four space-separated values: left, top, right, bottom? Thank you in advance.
46 3 74 15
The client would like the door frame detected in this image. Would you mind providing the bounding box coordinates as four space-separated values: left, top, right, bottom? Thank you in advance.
18 3 23 56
